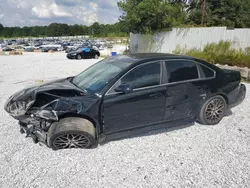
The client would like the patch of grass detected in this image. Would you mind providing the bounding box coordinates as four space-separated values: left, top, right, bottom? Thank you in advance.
173 41 250 68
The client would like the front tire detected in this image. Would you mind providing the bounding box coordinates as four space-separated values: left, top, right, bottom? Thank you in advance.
77 54 82 60
198 95 227 125
47 117 96 150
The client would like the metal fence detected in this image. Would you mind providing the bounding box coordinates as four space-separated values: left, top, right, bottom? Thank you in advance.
130 27 250 53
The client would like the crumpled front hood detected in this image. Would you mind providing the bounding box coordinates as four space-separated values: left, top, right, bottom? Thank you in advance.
34 78 82 93
5 78 81 104
4 77 101 119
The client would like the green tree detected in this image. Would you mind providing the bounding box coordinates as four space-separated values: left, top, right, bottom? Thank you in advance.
1 27 13 37
57 24 70 36
186 0 250 28
12 27 24 37
81 25 89 35
90 22 101 36
0 23 3 32
47 23 59 36
69 24 82 36
22 26 30 36
30 27 40 37
0 21 129 38
117 0 185 34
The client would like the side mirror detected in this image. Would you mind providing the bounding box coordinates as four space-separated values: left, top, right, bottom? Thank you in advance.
114 84 132 94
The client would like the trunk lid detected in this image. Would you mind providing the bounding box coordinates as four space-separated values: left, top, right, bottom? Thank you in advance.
222 68 241 84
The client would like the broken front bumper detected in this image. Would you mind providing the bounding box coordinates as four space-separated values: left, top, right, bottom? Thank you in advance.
67 54 77 59
19 120 49 145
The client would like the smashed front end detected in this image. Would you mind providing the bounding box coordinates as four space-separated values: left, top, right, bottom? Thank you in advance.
5 87 46 144
4 78 99 146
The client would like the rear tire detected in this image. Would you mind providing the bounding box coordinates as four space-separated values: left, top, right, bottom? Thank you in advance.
198 95 227 125
47 117 96 150
95 53 99 59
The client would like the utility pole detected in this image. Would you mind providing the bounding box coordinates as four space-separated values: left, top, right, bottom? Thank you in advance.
201 0 206 26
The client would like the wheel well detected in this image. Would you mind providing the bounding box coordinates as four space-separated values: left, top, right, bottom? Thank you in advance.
58 113 97 128
218 94 229 104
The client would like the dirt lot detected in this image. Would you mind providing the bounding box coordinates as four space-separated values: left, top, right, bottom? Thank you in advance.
0 53 250 188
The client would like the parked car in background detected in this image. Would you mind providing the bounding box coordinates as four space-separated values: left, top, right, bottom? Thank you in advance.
2 47 15 51
41 47 50 52
24 47 34 52
40 46 59 52
4 53 246 150
67 47 100 59
50 47 59 52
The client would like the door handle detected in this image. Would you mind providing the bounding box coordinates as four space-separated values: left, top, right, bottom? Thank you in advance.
149 93 162 99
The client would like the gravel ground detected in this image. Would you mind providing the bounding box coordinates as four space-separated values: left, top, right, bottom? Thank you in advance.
0 53 250 188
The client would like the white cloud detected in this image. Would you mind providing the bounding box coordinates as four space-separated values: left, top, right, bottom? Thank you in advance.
50 3 73 17
90 2 98 11
0 0 121 26
32 6 51 18
16 1 32 9
31 3 73 18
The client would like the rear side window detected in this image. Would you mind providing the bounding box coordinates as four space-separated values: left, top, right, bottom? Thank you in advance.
165 60 199 83
199 64 215 78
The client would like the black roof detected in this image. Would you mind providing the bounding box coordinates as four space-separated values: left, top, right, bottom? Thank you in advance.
121 53 194 62
107 53 219 71
108 53 194 65
107 53 196 66
128 53 186 58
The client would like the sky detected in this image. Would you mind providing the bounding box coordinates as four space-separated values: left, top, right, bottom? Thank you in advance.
0 0 121 27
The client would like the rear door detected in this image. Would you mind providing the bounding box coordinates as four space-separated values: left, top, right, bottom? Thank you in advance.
80 47 92 58
163 60 204 121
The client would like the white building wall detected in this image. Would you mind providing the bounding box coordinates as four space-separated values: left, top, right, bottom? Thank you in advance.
130 27 250 53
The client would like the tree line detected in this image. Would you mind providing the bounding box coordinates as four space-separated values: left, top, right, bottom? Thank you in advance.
1 0 250 38
0 22 129 38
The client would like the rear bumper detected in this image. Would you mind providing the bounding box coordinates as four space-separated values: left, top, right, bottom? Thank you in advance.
228 84 246 109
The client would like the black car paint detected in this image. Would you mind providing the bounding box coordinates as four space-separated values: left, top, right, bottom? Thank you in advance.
67 48 100 59
4 53 246 146
2 47 15 51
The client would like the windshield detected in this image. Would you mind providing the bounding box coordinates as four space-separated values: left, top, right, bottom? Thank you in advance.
75 48 83 52
72 57 133 94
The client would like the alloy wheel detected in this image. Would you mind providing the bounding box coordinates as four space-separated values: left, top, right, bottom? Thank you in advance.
53 133 90 149
205 98 226 124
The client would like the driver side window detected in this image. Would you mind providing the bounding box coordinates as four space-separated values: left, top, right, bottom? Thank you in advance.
108 62 161 94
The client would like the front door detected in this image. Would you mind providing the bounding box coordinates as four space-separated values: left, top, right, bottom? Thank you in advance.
103 61 166 134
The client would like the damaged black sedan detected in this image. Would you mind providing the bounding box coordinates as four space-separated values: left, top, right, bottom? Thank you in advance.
4 53 246 150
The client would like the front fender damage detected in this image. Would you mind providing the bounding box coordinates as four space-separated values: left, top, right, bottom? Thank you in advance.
28 91 86 121
4 78 101 147
18 91 96 146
